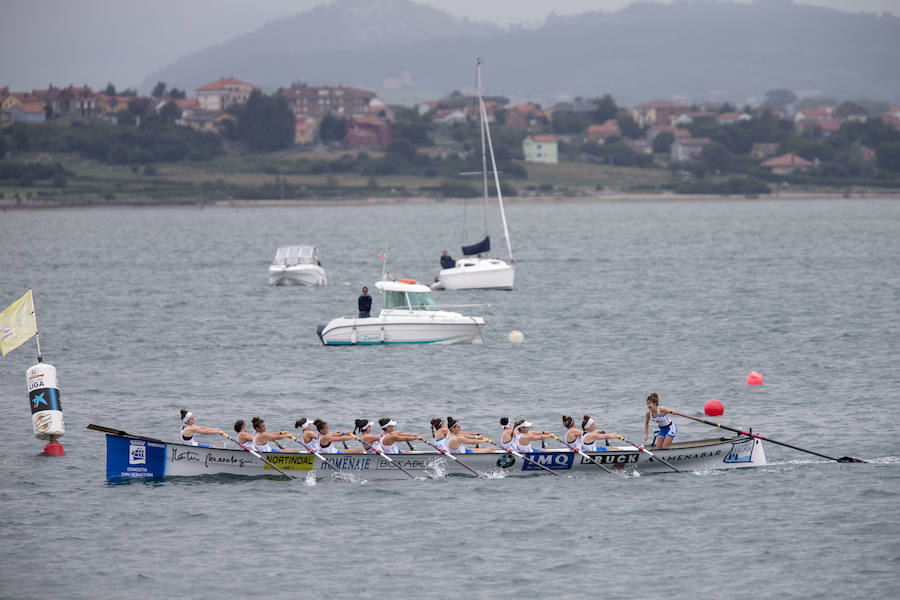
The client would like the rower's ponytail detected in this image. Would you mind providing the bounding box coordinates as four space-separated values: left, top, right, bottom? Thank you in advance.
513 419 526 431
582 415 592 429
233 419 244 433
180 409 189 420
251 416 264 431
295 418 308 430
430 418 443 437
313 419 326 432
447 416 458 430
500 416 509 427
562 415 574 429
353 419 367 435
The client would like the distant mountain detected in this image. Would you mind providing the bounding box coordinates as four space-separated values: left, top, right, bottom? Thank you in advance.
140 0 900 105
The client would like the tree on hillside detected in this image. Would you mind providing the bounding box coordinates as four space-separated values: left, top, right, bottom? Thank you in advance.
159 101 181 124
764 89 797 111
127 97 153 119
652 131 674 154
320 114 347 144
229 90 295 151
876 142 900 173
592 95 619 124
616 114 642 139
168 88 186 99
151 81 167 99
701 141 733 172
104 83 116 96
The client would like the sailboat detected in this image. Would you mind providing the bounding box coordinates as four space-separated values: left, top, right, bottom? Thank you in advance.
432 60 515 291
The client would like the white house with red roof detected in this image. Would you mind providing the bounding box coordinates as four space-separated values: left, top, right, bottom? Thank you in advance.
633 100 690 128
586 119 620 144
523 134 558 164
761 153 814 174
196 78 259 111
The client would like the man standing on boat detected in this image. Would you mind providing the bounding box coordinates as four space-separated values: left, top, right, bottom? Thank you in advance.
358 287 372 318
440 250 456 269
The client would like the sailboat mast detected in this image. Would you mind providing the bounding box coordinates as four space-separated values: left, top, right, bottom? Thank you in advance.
479 67 513 263
477 59 489 237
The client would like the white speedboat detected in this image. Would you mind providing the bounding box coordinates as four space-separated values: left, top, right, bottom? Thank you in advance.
316 279 485 345
434 60 515 291
268 245 327 286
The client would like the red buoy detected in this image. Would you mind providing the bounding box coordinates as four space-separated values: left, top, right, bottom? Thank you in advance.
746 371 763 385
43 441 65 456
704 399 724 416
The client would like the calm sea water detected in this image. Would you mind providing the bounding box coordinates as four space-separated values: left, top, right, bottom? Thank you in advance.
1 198 899 599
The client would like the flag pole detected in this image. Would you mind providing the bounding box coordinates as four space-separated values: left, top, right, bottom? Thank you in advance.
31 289 42 362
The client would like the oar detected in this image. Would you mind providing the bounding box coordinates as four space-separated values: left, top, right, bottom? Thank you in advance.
615 435 681 473
345 432 417 480
671 411 866 463
481 436 559 477
219 433 296 480
286 434 350 475
88 423 166 444
548 433 613 474
421 440 482 477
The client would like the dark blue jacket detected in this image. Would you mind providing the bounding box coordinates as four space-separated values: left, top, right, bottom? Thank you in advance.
358 294 372 313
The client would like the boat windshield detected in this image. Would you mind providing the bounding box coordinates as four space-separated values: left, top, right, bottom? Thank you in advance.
382 290 439 311
407 291 439 311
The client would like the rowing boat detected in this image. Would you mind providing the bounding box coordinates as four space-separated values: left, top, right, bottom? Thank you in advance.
97 429 766 480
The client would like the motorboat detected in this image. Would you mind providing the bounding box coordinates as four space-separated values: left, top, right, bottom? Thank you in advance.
268 245 327 286
316 278 486 345
433 60 515 291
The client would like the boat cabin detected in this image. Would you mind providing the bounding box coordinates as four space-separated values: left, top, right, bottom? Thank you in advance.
272 245 320 266
375 279 439 311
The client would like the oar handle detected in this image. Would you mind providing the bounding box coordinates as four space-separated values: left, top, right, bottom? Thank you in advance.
221 433 295 480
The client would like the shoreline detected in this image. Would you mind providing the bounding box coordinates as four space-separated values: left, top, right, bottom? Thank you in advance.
2 190 899 210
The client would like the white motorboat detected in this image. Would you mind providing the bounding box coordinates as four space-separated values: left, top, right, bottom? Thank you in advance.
434 60 515 291
316 278 486 345
268 245 327 286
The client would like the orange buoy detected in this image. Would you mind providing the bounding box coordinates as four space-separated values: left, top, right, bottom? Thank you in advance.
746 371 763 385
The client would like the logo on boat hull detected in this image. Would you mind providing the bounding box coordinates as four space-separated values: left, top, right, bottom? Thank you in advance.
497 455 516 469
522 452 574 471
724 440 755 463
129 441 146 465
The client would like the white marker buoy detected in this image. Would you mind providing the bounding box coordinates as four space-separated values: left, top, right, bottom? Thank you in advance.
508 330 524 344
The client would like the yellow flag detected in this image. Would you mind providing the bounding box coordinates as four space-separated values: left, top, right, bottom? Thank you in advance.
0 290 37 357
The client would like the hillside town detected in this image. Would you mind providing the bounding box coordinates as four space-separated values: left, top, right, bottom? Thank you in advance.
2 74 900 202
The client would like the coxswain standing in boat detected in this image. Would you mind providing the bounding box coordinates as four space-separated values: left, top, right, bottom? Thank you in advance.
499 417 514 451
180 410 224 447
352 419 381 453
233 419 253 449
372 418 424 454
446 416 494 453
644 393 678 449
250 416 300 453
580 415 621 451
511 419 553 453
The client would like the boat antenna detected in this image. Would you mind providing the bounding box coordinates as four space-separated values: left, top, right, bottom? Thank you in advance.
380 245 389 282
480 66 514 263
32 289 43 362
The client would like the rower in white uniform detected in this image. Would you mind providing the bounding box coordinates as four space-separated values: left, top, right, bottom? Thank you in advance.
372 418 423 454
643 393 678 449
179 409 224 447
446 416 494 453
510 419 553 452
249 416 299 453
580 415 621 451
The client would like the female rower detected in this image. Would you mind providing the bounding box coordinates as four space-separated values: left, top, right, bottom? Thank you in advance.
446 416 494 453
581 415 621 451
233 419 253 449
250 416 299 453
644 393 678 449
430 418 450 452
511 419 553 453
352 419 381 453
561 415 583 450
372 418 424 454
179 409 224 447
295 418 316 446
500 417 514 451
310 419 364 454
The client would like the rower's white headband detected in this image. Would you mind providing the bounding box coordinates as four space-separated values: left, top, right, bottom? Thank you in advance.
585 417 594 430
383 420 397 428
182 411 193 424
515 421 532 431
363 421 373 431
302 419 313 430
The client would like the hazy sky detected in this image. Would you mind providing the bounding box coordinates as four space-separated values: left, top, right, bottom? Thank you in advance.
1 0 897 91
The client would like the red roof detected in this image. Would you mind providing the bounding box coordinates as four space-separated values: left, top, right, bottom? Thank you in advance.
635 100 689 110
797 106 834 119
761 153 813 168
19 102 45 113
817 118 841 132
588 119 620 134
197 78 259 92
528 135 557 143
